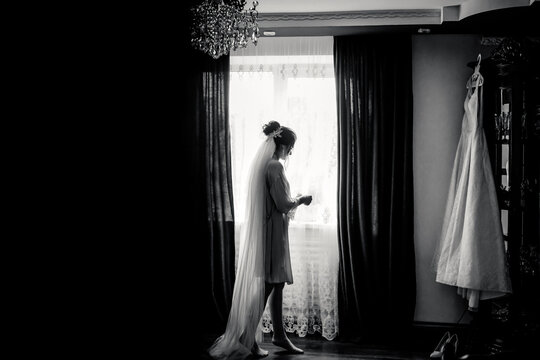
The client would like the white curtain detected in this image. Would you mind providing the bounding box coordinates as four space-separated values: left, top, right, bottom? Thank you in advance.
229 37 339 341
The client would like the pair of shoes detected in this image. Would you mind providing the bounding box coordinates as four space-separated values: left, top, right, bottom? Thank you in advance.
441 334 459 360
430 332 459 359
430 331 451 358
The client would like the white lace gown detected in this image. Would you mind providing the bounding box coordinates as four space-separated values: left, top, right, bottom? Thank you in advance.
434 69 512 311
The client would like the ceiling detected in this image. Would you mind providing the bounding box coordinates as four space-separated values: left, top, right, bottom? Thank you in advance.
255 0 540 36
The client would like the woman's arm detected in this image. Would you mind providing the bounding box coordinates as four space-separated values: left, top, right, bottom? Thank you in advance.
267 161 301 214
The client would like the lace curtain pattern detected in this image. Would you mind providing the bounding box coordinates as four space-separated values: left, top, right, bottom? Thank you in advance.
229 37 339 340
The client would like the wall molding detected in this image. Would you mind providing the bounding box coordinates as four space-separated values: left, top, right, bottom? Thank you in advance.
258 9 442 28
259 9 441 22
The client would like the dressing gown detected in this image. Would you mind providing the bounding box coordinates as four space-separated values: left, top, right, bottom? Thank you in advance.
265 159 297 284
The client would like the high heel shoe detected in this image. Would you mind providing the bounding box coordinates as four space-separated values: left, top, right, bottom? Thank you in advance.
442 334 459 360
430 331 451 358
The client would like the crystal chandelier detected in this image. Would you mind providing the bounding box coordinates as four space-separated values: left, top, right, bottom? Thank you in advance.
191 0 260 59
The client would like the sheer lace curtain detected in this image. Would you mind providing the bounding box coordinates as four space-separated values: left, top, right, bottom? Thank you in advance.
229 37 339 340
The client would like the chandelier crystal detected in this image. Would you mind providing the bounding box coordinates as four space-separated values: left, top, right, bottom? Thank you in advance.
191 0 260 59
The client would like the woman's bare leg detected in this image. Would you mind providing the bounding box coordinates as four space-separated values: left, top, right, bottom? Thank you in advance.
269 283 303 354
251 283 276 357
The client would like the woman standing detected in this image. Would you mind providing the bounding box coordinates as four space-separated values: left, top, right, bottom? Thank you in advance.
208 121 312 359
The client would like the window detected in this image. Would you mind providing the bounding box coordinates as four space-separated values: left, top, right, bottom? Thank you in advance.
229 37 339 340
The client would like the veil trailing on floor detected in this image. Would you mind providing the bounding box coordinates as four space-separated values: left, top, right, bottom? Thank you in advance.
208 135 276 359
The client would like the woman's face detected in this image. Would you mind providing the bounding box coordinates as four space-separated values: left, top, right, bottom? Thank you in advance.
278 144 293 160
287 145 294 156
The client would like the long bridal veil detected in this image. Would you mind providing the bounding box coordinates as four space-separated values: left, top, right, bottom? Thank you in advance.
208 136 276 360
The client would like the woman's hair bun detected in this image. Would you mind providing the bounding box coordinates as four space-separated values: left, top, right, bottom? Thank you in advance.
262 121 281 135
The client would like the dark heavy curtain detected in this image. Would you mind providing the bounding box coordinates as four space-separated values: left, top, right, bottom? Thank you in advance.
200 55 236 327
184 2 236 336
333 35 416 342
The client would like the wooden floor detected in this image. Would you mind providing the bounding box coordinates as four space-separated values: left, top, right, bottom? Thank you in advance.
194 329 528 359
196 334 429 360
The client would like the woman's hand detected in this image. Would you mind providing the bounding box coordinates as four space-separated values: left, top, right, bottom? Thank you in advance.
299 195 313 206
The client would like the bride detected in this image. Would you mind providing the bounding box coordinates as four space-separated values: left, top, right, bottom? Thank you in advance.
208 121 312 359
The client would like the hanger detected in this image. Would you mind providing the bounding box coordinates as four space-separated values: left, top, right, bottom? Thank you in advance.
475 54 481 72
467 54 484 89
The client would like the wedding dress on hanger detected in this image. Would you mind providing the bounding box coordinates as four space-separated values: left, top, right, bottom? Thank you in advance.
433 55 512 311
